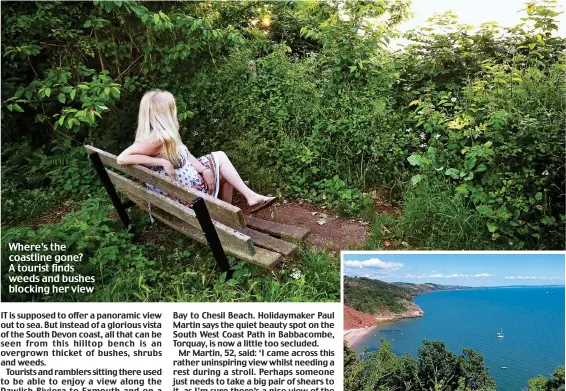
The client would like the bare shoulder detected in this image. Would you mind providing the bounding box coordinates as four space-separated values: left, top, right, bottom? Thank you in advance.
127 140 162 156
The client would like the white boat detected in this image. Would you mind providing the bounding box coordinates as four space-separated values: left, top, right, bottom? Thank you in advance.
497 328 504 338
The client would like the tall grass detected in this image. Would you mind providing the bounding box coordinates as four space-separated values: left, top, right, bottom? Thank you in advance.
2 196 340 303
395 179 495 250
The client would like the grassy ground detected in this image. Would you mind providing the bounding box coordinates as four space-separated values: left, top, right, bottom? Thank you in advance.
1 192 340 303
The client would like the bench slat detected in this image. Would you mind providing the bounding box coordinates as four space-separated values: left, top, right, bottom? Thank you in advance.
245 215 310 241
85 145 245 228
123 190 282 269
107 170 255 256
240 227 297 257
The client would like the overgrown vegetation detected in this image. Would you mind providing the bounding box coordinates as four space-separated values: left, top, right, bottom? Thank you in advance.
344 340 497 391
1 196 340 302
527 366 565 391
345 341 565 391
344 276 414 314
1 1 565 300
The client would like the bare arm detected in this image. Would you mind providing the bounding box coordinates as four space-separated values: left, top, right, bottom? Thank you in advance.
116 141 168 167
185 149 207 173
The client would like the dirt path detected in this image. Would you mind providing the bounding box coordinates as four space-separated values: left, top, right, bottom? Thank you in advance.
18 192 383 253
233 195 370 252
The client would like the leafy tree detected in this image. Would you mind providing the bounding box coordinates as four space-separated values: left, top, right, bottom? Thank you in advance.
344 340 495 391
527 366 566 391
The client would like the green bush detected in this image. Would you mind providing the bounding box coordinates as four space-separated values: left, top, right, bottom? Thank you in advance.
396 177 494 250
345 340 496 391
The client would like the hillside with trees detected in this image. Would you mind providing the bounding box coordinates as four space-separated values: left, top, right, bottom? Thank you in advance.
344 276 415 314
344 276 471 315
392 282 472 294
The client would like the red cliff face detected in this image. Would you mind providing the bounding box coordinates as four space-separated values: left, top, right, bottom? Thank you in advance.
344 305 378 330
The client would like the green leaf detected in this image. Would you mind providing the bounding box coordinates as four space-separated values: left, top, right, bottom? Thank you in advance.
444 168 460 179
44 87 51 97
535 192 543 201
14 88 24 99
407 154 430 167
487 223 497 233
153 13 159 24
475 163 487 172
84 20 92 28
110 87 120 99
540 216 556 226
476 205 494 216
465 156 477 170
410 174 424 186
57 93 66 104
104 87 111 95
407 155 420 166
70 89 76 100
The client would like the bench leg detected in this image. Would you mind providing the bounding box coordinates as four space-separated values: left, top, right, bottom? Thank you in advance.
89 152 135 233
192 197 232 277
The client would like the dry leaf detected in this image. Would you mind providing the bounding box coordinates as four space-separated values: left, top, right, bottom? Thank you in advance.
317 218 327 225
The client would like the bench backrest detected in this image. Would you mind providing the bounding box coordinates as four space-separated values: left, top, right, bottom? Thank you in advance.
84 145 246 228
106 170 256 257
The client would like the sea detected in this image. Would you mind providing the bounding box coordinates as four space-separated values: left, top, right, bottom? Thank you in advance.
353 286 565 391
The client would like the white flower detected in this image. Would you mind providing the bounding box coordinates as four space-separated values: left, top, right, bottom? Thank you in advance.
420 132 426 140
405 128 412 133
451 97 457 102
420 143 427 148
434 134 441 139
542 170 549 176
418 111 423 115
290 269 302 280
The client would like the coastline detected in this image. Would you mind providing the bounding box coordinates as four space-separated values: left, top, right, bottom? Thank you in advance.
344 300 425 348
344 325 379 347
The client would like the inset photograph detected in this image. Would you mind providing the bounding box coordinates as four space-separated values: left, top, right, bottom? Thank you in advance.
343 252 565 391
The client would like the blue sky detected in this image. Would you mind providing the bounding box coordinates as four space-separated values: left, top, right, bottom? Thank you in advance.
343 253 566 287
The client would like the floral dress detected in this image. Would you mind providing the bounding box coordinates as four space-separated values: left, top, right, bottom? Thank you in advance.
146 146 220 207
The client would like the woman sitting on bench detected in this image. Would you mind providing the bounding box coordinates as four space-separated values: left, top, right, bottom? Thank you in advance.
117 90 276 212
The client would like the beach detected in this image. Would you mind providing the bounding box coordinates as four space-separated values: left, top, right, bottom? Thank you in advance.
343 301 425 347
344 325 379 346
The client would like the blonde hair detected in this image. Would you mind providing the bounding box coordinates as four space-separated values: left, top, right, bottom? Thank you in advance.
135 90 184 166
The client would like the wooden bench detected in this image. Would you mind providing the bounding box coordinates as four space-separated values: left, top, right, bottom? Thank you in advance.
85 145 310 271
